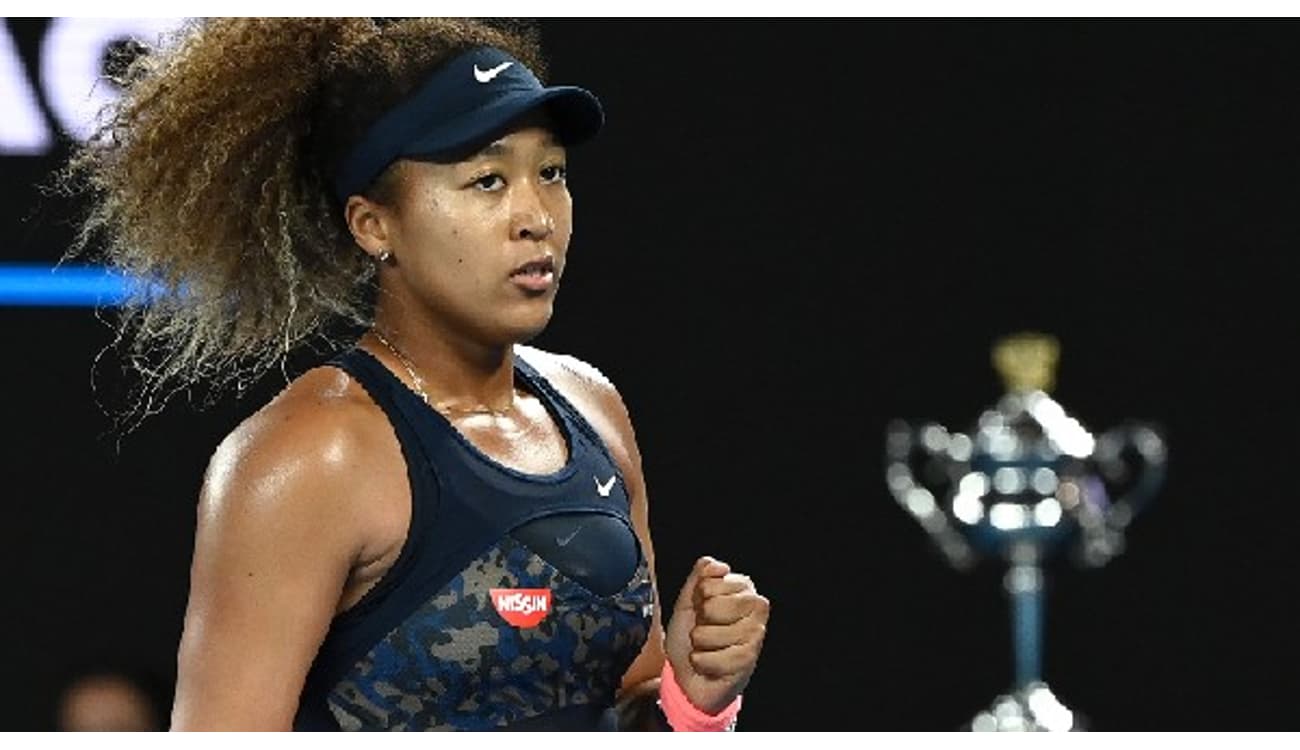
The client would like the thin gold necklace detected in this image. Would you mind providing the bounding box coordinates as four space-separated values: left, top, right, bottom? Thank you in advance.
370 329 514 417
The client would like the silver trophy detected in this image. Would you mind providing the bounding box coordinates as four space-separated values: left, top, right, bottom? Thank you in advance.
884 332 1167 731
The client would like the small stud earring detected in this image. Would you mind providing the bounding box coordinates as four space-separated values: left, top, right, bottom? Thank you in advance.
376 249 392 263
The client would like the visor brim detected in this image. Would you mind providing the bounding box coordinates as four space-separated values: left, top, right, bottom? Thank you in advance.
403 86 604 162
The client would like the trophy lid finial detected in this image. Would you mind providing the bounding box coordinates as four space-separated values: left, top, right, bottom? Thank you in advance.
992 332 1060 393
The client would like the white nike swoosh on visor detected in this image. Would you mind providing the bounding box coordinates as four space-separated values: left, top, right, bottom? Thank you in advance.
474 62 513 83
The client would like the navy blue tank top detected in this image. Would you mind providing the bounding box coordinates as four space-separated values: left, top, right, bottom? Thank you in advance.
293 348 654 731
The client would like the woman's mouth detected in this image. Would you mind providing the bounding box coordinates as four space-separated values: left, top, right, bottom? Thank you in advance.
509 256 556 292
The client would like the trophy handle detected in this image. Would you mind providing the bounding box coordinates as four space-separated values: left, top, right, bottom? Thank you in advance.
1091 421 1168 530
885 419 976 569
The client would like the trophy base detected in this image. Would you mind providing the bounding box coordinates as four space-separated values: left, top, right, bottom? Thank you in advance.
969 682 1084 731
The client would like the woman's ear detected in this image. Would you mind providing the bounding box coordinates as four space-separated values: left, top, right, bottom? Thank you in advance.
345 194 393 260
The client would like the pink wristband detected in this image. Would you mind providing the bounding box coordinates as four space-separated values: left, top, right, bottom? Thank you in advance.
658 660 743 732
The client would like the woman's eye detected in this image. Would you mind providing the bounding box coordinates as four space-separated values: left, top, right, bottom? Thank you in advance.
540 165 567 184
472 174 505 191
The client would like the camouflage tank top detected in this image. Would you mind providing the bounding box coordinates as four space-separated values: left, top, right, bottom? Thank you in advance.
293 348 654 731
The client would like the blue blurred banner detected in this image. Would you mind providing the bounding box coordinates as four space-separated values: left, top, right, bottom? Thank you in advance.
0 263 159 307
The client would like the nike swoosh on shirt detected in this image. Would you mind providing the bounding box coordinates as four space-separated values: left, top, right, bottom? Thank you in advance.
556 526 583 547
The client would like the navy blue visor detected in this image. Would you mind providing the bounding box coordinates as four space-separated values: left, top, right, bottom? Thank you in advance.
332 46 603 201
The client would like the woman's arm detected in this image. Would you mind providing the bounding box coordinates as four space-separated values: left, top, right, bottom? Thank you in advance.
169 397 380 730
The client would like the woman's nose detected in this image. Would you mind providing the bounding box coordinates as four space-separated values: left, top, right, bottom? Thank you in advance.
511 187 554 242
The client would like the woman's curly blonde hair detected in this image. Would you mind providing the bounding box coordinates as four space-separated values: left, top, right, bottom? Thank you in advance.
58 18 545 424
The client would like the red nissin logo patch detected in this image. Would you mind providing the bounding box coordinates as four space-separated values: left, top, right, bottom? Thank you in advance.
489 588 552 628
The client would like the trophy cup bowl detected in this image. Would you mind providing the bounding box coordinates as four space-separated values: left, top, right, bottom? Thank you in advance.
884 332 1167 730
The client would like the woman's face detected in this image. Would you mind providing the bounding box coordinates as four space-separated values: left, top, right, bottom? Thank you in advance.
382 124 573 346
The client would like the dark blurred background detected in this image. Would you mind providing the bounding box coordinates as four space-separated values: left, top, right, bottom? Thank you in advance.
2 18 1297 730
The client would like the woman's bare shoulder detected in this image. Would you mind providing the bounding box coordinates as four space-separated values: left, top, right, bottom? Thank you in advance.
198 363 391 534
515 345 638 462
515 345 619 401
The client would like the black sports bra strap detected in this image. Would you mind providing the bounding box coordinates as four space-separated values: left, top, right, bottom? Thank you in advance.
513 352 610 459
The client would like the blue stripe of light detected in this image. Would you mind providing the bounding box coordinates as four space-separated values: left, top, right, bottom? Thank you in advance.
0 263 165 307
